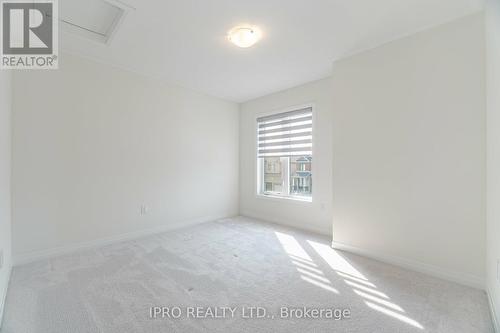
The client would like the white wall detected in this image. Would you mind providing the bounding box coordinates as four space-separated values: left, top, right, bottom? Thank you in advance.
0 71 12 325
486 0 500 328
239 77 333 235
239 18 486 282
331 14 486 288
12 53 239 263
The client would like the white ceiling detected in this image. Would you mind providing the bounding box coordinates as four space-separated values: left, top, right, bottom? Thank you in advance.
60 0 121 36
60 0 484 102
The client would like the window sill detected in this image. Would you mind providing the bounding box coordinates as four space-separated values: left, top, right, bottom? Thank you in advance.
256 193 313 204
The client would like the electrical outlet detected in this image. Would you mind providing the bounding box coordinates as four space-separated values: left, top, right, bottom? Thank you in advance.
140 205 149 216
0 249 3 270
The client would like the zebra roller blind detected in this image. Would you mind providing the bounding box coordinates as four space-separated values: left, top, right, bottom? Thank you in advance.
257 107 312 158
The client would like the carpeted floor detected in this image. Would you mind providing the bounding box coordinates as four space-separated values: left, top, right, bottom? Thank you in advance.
1 216 494 333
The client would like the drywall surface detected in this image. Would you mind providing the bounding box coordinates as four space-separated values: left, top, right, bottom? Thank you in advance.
486 0 500 327
330 14 486 288
12 53 239 262
0 70 12 325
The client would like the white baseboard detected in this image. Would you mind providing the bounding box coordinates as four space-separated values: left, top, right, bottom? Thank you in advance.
13 214 232 266
240 210 331 236
488 289 499 333
331 240 485 290
0 265 12 329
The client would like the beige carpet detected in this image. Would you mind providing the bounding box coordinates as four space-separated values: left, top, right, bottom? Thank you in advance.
1 216 494 332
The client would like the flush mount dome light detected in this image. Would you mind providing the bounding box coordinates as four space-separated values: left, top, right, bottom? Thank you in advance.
228 26 261 48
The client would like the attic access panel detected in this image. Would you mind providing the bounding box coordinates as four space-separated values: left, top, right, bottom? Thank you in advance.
60 0 131 44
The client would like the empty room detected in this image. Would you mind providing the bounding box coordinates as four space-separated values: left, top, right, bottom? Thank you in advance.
0 0 499 332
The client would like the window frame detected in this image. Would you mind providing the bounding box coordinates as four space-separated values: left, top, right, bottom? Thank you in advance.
254 103 315 203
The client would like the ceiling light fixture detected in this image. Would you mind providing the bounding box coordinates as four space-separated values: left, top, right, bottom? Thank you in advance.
228 26 261 48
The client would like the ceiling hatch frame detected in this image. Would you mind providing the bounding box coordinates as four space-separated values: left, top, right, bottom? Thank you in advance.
60 0 135 45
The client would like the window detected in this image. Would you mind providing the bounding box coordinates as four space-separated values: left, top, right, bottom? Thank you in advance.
257 107 312 200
